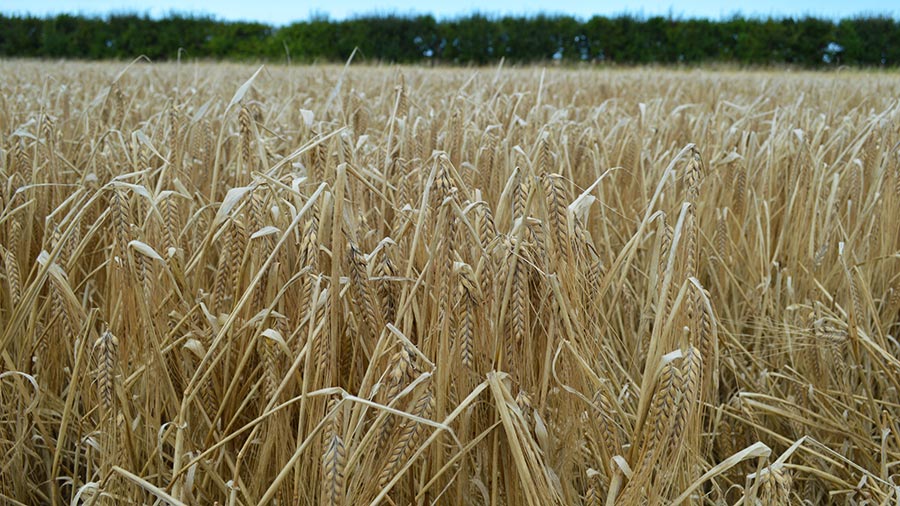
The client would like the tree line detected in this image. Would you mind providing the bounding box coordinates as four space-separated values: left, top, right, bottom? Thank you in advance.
1 13 899 66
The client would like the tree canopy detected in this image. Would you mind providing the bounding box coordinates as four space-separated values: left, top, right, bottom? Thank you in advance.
1 13 898 66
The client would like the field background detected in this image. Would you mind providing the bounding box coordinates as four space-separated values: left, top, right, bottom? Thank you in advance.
2 61 900 504
2 14 900 66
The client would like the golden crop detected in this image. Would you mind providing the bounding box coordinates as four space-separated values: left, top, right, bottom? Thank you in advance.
1 60 899 504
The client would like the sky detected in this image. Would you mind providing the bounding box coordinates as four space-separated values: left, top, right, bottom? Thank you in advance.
1 0 897 25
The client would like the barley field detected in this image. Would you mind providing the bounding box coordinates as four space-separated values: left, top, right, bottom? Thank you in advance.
1 61 900 505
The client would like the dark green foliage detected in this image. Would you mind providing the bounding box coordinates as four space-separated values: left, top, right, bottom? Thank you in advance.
0 12 898 65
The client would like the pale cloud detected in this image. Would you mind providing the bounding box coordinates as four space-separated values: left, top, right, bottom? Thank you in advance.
1 0 896 25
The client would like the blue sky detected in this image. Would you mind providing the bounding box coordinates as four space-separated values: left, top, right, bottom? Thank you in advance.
1 0 896 25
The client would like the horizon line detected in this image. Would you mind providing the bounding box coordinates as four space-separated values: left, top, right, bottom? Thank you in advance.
1 8 898 26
